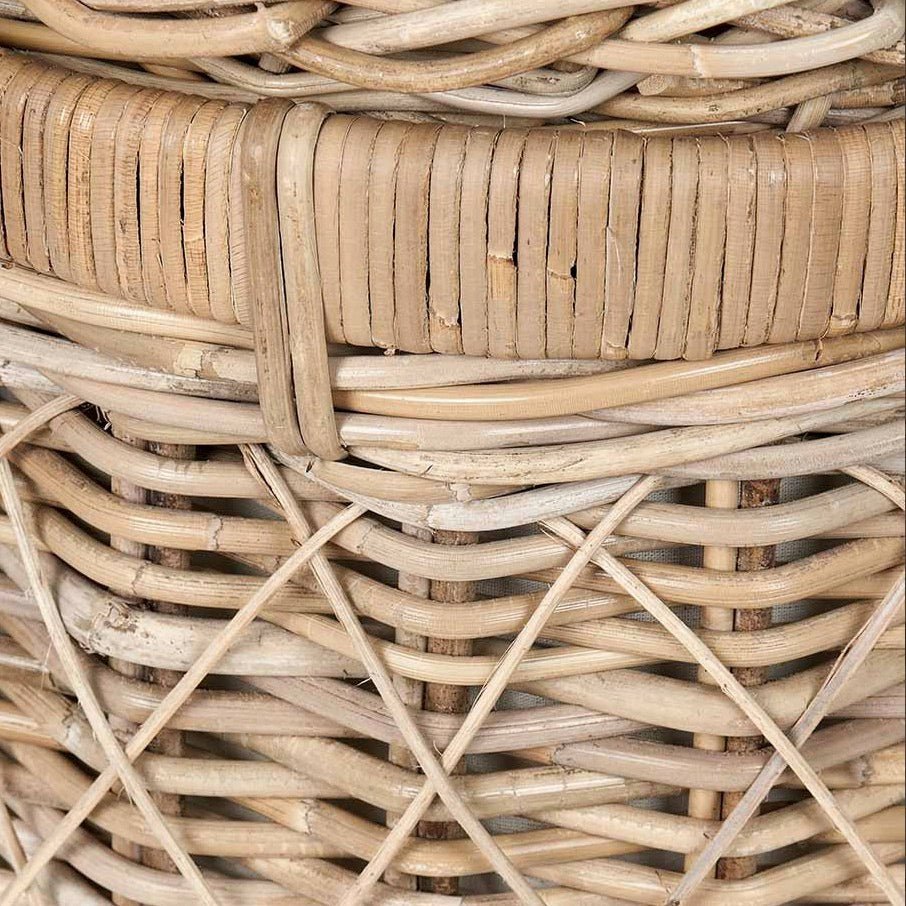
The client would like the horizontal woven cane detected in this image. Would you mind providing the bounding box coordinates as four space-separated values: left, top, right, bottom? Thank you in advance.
0 306 902 903
0 2 903 904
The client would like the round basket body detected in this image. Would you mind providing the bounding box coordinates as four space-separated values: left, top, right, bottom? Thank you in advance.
0 4 903 905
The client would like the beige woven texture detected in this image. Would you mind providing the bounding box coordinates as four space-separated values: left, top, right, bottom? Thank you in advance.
0 1 903 904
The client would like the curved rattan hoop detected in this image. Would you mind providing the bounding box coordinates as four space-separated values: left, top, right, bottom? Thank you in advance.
0 50 902 367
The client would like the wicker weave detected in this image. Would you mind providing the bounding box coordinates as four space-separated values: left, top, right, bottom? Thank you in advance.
0 2 903 904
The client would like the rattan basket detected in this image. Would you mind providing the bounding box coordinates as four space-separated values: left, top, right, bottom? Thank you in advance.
0 2 903 905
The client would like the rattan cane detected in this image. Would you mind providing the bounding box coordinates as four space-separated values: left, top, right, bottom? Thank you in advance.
0 2 903 904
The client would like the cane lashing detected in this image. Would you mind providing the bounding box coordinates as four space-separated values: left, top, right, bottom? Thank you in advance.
0 53 902 358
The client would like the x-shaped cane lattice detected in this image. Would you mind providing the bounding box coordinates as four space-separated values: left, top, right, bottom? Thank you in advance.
0 407 365 906
2 397 903 906
665 466 906 905
542 496 905 906
1 397 218 904
1 429 636 906
241 443 546 905
328 463 904 905
261 456 906 906
319 472 665 906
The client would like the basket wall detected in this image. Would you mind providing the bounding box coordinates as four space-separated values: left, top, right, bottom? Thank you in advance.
0 6 902 905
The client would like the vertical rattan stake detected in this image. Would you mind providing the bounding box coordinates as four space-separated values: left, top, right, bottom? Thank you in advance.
718 477 781 882
141 440 194 877
384 523 429 892
106 426 150 906
420 529 479 896
685 478 738 869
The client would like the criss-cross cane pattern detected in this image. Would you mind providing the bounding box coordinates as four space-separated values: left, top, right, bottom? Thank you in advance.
0 11 903 897
542 516 905 906
0 404 369 904
667 466 906 905
0 330 903 904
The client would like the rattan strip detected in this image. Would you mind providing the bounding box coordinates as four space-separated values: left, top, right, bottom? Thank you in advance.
1 0 903 106
0 6 902 900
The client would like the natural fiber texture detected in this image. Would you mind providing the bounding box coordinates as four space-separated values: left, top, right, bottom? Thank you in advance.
0 0 903 118
0 47 903 362
0 315 903 902
0 2 903 903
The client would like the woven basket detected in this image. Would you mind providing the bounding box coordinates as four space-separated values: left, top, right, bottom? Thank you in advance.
0 2 903 905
